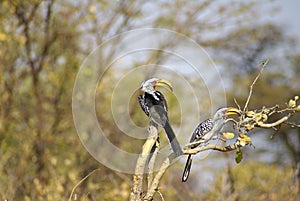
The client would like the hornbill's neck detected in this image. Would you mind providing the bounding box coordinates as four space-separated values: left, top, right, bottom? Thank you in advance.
144 90 160 101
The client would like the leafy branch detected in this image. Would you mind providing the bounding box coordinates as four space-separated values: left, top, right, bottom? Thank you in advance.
69 60 299 200
129 59 300 200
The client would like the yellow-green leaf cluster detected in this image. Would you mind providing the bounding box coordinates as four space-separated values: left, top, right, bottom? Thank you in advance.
236 134 252 147
288 95 299 109
222 132 235 139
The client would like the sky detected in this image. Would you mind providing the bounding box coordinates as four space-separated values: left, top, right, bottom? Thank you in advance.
268 0 300 40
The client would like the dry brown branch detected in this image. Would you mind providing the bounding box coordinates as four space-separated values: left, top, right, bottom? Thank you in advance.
184 139 207 148
130 97 299 200
243 59 269 113
147 140 160 188
184 144 238 154
129 60 300 200
131 104 298 200
234 102 298 135
259 115 291 128
144 153 177 200
129 124 159 201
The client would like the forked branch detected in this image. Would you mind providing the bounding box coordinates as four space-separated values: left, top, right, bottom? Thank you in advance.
129 59 300 200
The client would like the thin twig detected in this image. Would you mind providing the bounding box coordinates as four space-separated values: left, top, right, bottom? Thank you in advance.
283 122 300 128
183 139 206 149
277 107 296 113
234 98 241 111
267 105 280 116
157 190 165 201
243 59 269 113
225 118 239 125
257 113 293 128
68 168 101 201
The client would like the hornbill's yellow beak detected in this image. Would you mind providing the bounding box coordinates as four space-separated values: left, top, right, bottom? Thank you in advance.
225 107 241 116
154 79 173 92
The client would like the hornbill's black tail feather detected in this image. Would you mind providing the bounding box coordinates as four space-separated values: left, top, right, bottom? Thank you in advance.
163 120 182 157
182 154 193 182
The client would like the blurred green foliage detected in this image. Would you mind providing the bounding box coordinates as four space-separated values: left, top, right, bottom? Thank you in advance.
207 162 298 201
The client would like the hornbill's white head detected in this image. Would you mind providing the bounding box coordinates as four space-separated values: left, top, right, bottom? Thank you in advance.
140 78 173 94
213 107 241 122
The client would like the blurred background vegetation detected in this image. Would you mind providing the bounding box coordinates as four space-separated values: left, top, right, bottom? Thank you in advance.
0 0 299 200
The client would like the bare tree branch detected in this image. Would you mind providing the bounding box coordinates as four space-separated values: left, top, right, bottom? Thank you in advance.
130 124 159 201
284 122 300 128
144 153 177 200
147 140 159 189
184 144 238 154
234 98 241 111
243 59 269 112
129 59 300 199
259 115 291 128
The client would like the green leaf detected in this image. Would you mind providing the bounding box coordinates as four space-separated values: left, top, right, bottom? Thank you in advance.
235 149 243 164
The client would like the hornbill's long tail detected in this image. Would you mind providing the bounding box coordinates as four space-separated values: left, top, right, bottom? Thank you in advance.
138 78 183 157
163 120 182 157
182 154 193 182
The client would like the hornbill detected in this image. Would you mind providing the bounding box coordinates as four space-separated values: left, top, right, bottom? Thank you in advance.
182 107 240 182
138 78 182 157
